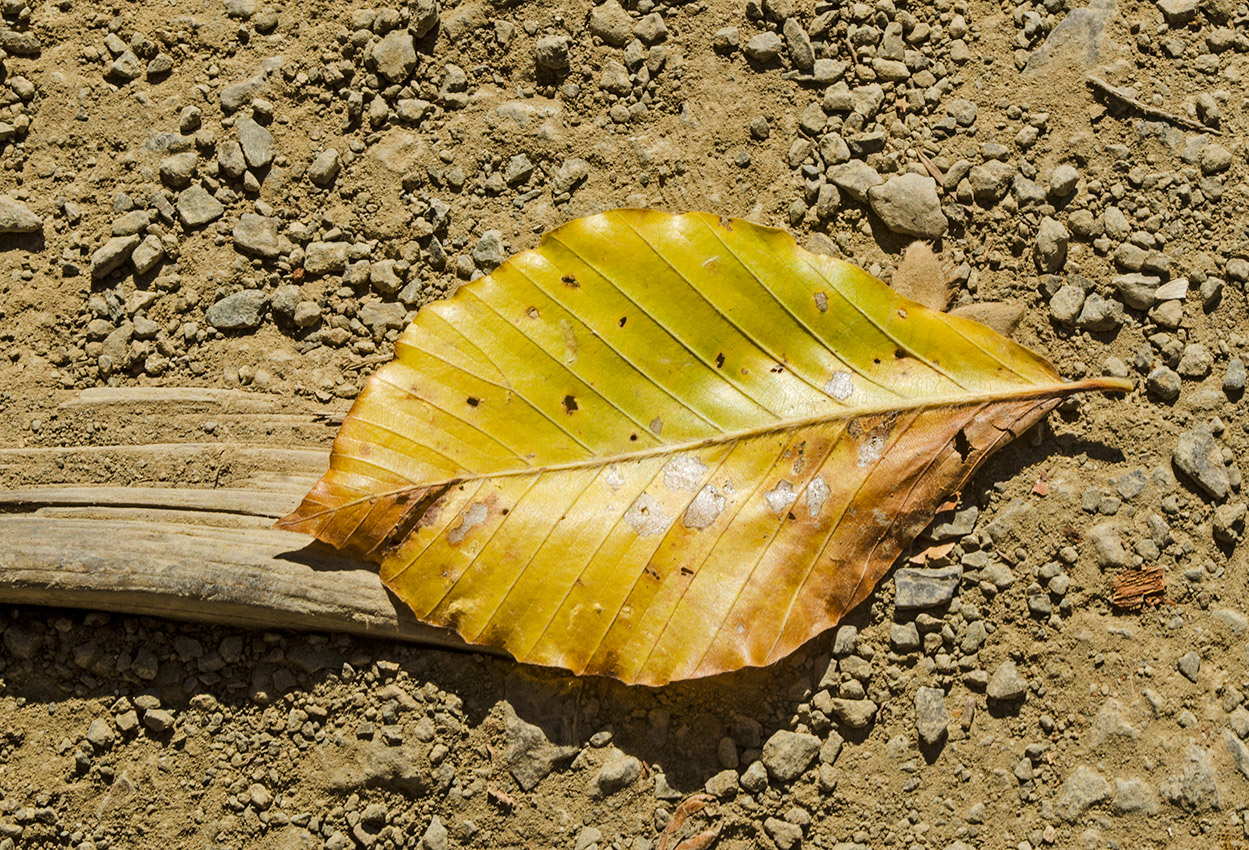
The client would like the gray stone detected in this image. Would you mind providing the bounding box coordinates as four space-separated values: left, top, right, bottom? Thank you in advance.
948 98 977 126
1176 343 1212 379
763 817 803 850
395 98 432 123
1225 730 1249 781
91 235 141 279
1034 216 1069 273
410 0 440 38
761 730 820 783
233 214 281 259
373 30 417 82
1225 358 1246 393
308 149 340 187
914 686 948 747
986 660 1027 702
1055 765 1110 821
177 185 224 227
503 154 534 186
740 760 769 793
370 259 403 296
890 621 920 652
1176 650 1201 682
143 708 175 733
1087 522 1128 569
744 31 784 63
969 160 1015 204
589 1 632 47
472 230 505 273
0 195 42 233
504 708 577 791
217 140 247 179
304 241 349 276
86 717 115 749
832 625 858 656
130 234 165 275
205 290 268 331
1199 143 1232 175
819 731 843 765
112 210 151 236
1213 501 1246 544
599 58 631 95
591 751 642 796
1088 699 1139 749
1172 428 1230 501
1112 777 1159 814
1146 366 1181 402
703 769 738 799
1075 292 1123 331
634 12 667 44
1049 284 1085 326
535 34 570 70
419 815 447 850
868 173 948 240
1165 745 1221 811
894 564 962 609
1157 0 1198 25
159 152 198 189
552 158 589 195
358 302 407 334
1113 273 1161 310
783 18 814 70
236 117 274 169
1050 164 1080 196
830 160 883 203
109 50 143 81
1 625 40 659
829 698 877 730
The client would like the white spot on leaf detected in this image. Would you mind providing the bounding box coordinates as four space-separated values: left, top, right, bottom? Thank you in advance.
857 434 886 468
814 292 828 312
764 480 796 514
447 502 488 544
663 455 708 491
605 464 625 488
807 476 830 516
873 508 891 526
649 417 664 435
824 370 854 401
683 485 726 529
625 493 671 537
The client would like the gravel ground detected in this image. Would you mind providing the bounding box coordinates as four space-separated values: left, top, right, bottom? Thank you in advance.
2 0 1249 848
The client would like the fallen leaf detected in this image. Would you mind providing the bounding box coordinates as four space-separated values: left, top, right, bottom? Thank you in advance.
660 793 715 850
278 210 1130 686
1033 470 1049 497
908 541 956 566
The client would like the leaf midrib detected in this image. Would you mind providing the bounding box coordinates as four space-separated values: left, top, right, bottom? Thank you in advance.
284 376 1130 526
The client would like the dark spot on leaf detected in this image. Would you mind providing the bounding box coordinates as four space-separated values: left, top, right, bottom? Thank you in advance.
954 428 973 460
894 348 909 359
770 364 784 373
561 274 580 289
466 396 479 407
873 358 882 365
501 508 509 515
629 433 638 441
562 395 578 414
787 511 796 521
619 316 627 327
644 564 661 581
680 566 695 576
717 216 733 232
715 352 725 368
526 306 540 319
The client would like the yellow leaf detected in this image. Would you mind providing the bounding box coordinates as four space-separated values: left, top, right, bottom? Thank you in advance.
278 210 1130 686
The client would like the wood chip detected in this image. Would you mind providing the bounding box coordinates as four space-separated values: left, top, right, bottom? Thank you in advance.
1111 567 1166 610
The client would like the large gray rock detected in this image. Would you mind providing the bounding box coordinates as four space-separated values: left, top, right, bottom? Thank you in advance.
589 0 632 46
830 160 883 203
0 194 42 233
868 173 948 239
894 564 962 609
1034 216 1068 273
914 687 948 747
986 660 1027 702
304 241 349 275
236 116 274 169
504 709 577 791
1172 428 1230 501
233 213 281 258
177 185 225 227
760 730 820 783
372 30 417 82
205 290 269 331
308 149 340 186
1055 765 1110 821
91 235 141 279
410 0 440 38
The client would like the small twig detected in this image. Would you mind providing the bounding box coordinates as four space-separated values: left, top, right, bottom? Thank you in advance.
843 35 859 67
1086 76 1218 134
914 148 946 188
